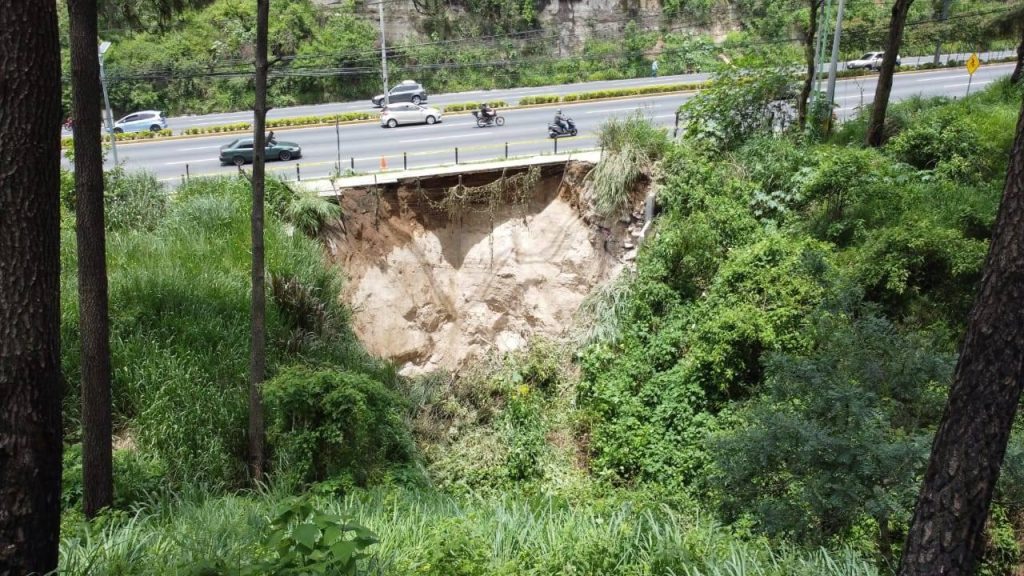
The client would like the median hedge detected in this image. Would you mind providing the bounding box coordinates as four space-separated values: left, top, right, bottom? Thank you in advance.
519 82 704 105
61 129 174 148
442 100 508 112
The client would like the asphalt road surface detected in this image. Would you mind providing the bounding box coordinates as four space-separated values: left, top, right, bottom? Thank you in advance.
91 62 1014 185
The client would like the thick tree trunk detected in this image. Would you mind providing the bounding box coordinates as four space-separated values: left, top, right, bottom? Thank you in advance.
248 0 270 482
68 0 113 519
898 84 1024 576
0 0 64 572
797 0 821 130
866 0 915 147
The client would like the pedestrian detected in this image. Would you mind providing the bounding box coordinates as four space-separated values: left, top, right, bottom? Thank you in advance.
651 59 659 78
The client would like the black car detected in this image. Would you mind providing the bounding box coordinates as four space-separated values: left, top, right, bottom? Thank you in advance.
371 80 428 107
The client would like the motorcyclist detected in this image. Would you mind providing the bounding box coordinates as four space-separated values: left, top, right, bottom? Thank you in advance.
480 102 495 120
554 109 569 132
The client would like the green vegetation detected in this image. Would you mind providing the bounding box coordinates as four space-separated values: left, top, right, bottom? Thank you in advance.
63 0 1018 117
57 73 1024 573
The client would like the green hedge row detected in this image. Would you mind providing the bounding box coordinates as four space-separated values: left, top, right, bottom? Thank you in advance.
834 55 1016 79
441 100 508 112
519 82 703 105
61 129 174 148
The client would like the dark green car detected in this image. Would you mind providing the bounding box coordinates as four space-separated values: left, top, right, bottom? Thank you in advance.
219 137 302 166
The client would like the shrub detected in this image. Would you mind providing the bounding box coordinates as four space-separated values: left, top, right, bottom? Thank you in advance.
679 67 793 151
587 112 669 219
104 169 168 231
711 311 952 550
285 192 341 237
263 366 413 487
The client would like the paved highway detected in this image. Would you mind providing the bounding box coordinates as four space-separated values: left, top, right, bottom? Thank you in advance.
95 63 1013 185
155 49 1014 132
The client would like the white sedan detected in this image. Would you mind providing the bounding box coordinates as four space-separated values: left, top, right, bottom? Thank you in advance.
380 103 443 128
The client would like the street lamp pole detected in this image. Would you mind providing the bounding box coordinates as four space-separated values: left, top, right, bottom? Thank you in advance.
98 40 118 166
378 0 390 107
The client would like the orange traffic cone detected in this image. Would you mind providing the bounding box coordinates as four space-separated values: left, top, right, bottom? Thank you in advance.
380 156 388 171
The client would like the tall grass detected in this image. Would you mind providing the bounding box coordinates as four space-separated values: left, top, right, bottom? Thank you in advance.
59 488 879 576
589 112 669 219
60 175 394 491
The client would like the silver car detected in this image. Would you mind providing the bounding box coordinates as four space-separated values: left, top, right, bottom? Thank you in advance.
380 103 443 128
113 110 167 134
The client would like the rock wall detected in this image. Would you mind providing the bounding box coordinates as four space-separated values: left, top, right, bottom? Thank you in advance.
323 162 641 375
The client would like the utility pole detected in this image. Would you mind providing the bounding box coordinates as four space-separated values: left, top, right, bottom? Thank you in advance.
813 0 832 97
933 0 953 65
98 40 118 167
378 0 390 107
825 0 847 131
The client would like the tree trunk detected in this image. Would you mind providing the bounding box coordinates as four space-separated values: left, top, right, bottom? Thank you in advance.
248 0 270 483
898 82 1024 576
68 0 113 519
798 0 821 130
866 0 915 147
0 0 64 572
878 514 894 570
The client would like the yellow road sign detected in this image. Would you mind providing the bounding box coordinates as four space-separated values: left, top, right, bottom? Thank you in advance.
966 52 981 75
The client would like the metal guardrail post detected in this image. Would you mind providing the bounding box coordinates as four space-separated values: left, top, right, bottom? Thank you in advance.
296 163 301 181
350 157 355 170
185 163 190 181
505 142 508 159
554 137 558 154
455 147 459 164
404 152 407 170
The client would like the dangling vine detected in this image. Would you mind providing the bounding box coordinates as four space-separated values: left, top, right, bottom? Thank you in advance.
419 166 542 264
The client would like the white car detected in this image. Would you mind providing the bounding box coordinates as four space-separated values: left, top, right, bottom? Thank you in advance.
380 103 442 128
846 52 901 71
112 110 167 134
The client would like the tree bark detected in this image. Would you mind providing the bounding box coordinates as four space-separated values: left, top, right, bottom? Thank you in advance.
798 0 822 131
866 0 915 147
0 0 64 572
898 83 1024 576
248 0 270 483
68 0 113 519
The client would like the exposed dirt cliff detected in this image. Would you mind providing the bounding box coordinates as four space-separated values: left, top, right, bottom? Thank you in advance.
324 161 646 375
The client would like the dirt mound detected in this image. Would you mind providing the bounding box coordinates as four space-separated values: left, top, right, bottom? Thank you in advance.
324 162 643 375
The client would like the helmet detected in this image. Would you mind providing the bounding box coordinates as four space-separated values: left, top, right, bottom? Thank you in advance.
557 109 562 114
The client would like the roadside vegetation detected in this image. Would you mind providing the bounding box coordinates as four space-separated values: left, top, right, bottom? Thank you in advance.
52 74 1024 574
59 0 1016 116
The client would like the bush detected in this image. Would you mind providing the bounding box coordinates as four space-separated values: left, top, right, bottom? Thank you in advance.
263 366 413 487
679 67 793 151
587 111 669 219
285 192 341 237
104 170 168 231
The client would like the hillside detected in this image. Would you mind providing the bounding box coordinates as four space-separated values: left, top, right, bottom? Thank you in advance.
54 74 1024 574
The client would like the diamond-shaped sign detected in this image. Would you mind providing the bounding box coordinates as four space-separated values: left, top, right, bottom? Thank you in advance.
966 53 981 76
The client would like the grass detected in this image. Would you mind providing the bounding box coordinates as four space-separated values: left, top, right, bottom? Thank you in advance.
588 111 669 220
58 487 880 576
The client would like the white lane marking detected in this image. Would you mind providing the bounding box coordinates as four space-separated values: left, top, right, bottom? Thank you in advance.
915 74 971 82
177 145 223 151
944 80 992 89
164 158 214 165
585 106 645 114
398 132 473 144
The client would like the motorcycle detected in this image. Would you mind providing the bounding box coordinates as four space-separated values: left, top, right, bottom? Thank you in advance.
472 110 505 127
548 118 577 138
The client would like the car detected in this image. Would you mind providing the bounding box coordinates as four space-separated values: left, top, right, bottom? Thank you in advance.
112 110 167 134
380 103 443 128
219 137 302 166
846 51 901 71
371 80 428 107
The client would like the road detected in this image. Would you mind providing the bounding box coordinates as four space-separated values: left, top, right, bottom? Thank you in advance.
96 63 1013 185
155 49 1014 132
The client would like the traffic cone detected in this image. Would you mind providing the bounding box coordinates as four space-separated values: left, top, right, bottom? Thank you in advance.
380 156 388 171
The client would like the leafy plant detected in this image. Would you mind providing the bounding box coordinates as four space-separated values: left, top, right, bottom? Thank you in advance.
240 497 378 576
587 111 668 219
